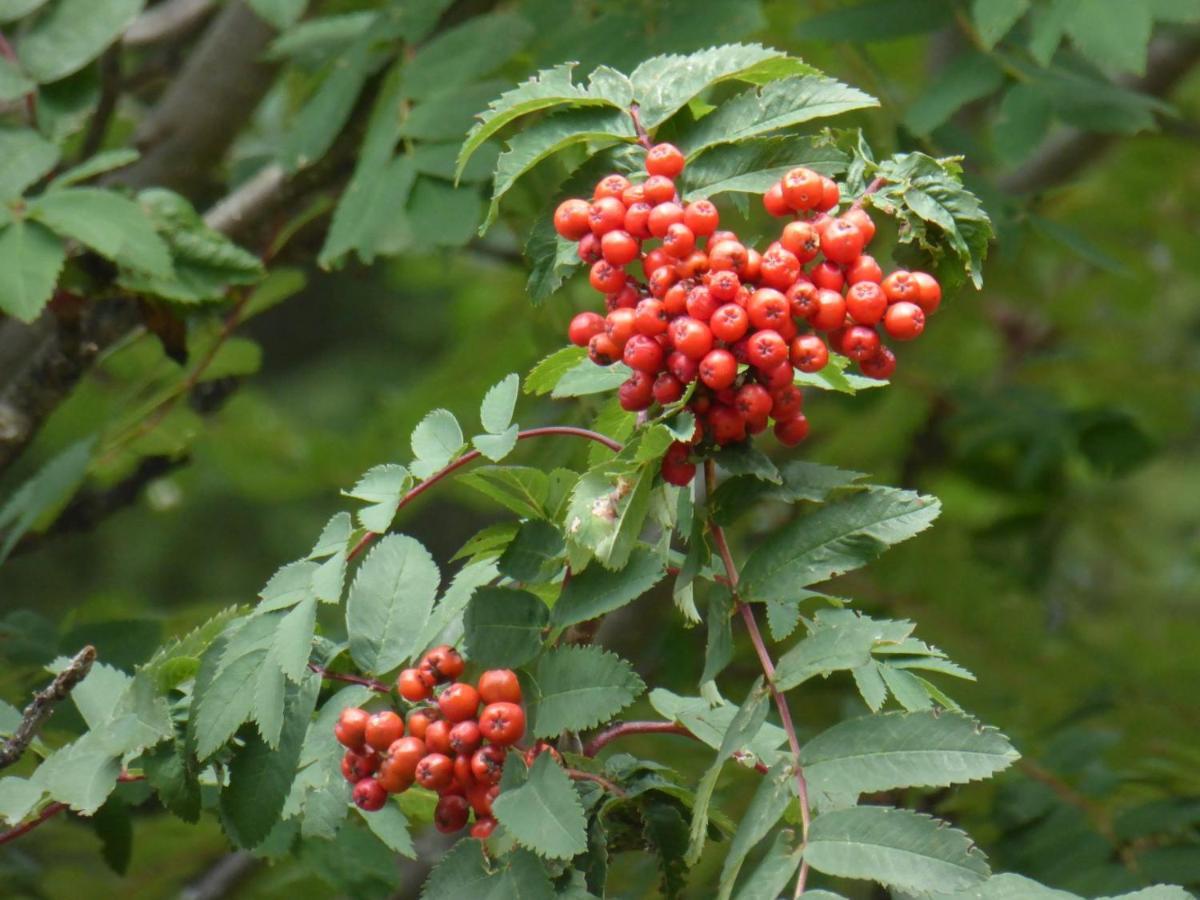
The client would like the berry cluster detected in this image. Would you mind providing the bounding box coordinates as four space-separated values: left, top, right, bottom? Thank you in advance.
554 145 942 486
334 645 526 839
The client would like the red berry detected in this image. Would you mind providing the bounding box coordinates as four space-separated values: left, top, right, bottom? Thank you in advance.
760 246 801 290
377 755 415 793
588 196 626 236
601 230 639 266
911 271 942 314
781 167 823 210
843 207 875 243
685 284 720 321
619 371 655 411
397 669 434 703
707 269 740 303
809 289 847 332
471 745 507 785
846 281 887 326
449 720 483 757
342 748 379 782
670 317 714 360
787 281 819 320
770 384 804 422
821 218 865 265
881 270 918 304
747 288 790 331
763 181 790 217
660 441 695 486
708 404 747 445
364 711 405 753
569 312 605 347
605 308 637 346
699 349 738 390
643 175 677 205
742 247 762 283
386 736 426 779
648 264 678 298
780 220 819 263
435 794 470 833
553 199 591 240
424 718 453 755
623 334 665 373
860 346 897 379
477 670 521 705
883 301 925 340
647 201 684 237
421 645 465 681
593 174 631 200
818 177 841 212
653 371 685 405
757 360 794 390
353 777 387 811
847 254 883 285
471 816 497 839
774 414 810 446
811 260 845 293
335 707 370 751
708 239 747 273
842 325 881 361
710 303 750 343
662 222 696 259
634 298 668 336
642 247 672 277
478 702 526 746
577 233 601 263
675 250 708 280
438 683 481 724
415 753 454 791
588 333 621 366
747 330 788 370
405 709 438 741
683 199 719 236
668 350 699 384
590 260 627 293
735 383 773 420
624 201 653 239
790 334 829 373
646 142 686 178
621 183 646 206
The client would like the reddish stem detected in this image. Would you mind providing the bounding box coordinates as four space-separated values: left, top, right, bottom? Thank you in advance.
704 460 812 894
0 30 36 124
628 103 654 150
346 426 624 563
584 720 769 773
850 176 887 211
566 768 627 798
307 662 389 694
0 773 144 845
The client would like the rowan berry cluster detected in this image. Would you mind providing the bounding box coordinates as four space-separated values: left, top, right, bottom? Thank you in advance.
334 645 526 839
554 143 942 486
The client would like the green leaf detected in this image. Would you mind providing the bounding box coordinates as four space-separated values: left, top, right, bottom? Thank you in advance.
17 0 142 83
992 84 1052 166
972 0 1029 48
0 219 64 323
0 776 44 824
631 44 817 129
279 37 372 172
345 463 411 533
406 176 481 249
524 211 581 303
403 11 533 100
718 761 794 899
526 346 587 396
680 136 847 200
142 740 200 823
0 54 32 101
346 535 440 675
1065 0 1153 75
774 610 913 691
0 0 48 24
681 76 877 155
565 462 652 570
0 436 91 560
0 699 20 734
463 586 548 668
687 681 769 864
46 150 138 190
247 0 305 29
31 729 122 814
267 11 374 61
358 803 416 858
492 753 588 859
473 425 520 462
797 0 953 42
801 712 1019 801
29 187 173 277
804 806 990 893
530 645 645 738
422 841 556 899
321 154 417 269
220 674 318 848
711 460 866 526
740 487 941 603
459 466 549 519
482 107 635 232
714 442 780 484
497 519 563 584
458 62 626 180
411 409 464 478
903 53 1004 137
416 558 499 653
481 374 520 433
91 797 129 874
551 358 633 398
648 688 788 762
732 829 804 900
550 546 664 629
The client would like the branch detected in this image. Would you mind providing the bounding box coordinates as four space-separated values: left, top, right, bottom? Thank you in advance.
999 33 1200 195
122 0 217 47
0 773 142 845
583 720 693 757
202 163 287 234
0 646 96 770
179 851 261 900
566 768 627 798
307 662 390 694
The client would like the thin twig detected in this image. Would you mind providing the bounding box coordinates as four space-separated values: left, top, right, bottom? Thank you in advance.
583 719 770 773
704 459 812 895
307 662 389 694
79 48 123 160
0 646 96 770
850 176 887 211
0 772 143 845
566 768 627 798
628 103 654 149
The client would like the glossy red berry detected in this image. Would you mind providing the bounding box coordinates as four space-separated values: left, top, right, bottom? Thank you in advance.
809 289 847 332
708 239 747 273
621 182 645 206
364 711 405 753
811 260 845 293
747 288 790 331
434 794 470 833
707 269 740 303
590 260 627 294
618 371 655 411
624 201 653 239
601 229 639 266
685 284 720 321
643 175 677 205
471 816 497 839
386 736 427 779
477 669 522 705
846 281 887 326
653 371 685 405
774 414 810 446
660 441 695 486
787 281 819 320
449 720 483 757
699 349 738 390
747 330 789 370
708 404 747 445
415 753 454 791
843 207 875 243
588 333 621 366
818 176 841 212
623 334 665 373
842 325 881 361
334 707 370 751
634 298 668 336
780 220 820 262
577 232 601 263
821 218 865 265
790 334 829 373
759 246 801 290
397 668 435 703
668 350 699 384
588 196 626 236
881 270 918 304
605 307 637 347
683 199 719 236
424 718 453 755
647 201 684 237
593 173 631 200
662 222 696 259
342 748 379 783
735 383 773 420
479 702 525 746
438 683 481 723
911 271 942 314
884 301 925 340
860 345 897 380
471 745 507 785
553 199 591 240
763 181 790 217
405 708 438 741
353 777 388 811
647 264 678 298
710 303 749 343
377 755 416 793
847 254 883 285
569 311 606 347
670 317 714 360
646 142 686 178
757 360 794 391
781 167 823 210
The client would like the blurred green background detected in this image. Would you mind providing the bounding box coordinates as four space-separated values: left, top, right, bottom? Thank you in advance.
1 0 1198 896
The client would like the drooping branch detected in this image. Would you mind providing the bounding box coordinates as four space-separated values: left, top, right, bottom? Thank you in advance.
0 645 96 770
